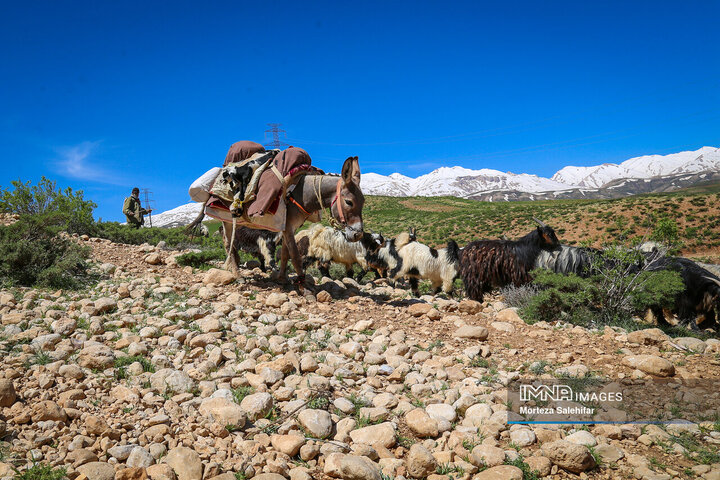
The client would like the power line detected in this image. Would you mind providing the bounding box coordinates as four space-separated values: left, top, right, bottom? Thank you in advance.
264 123 289 149
141 188 154 228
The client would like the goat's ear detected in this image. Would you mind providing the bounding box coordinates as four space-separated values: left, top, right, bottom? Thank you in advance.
341 156 361 186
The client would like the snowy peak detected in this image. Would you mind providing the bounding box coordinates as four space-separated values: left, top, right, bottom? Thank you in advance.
551 146 720 188
362 166 577 197
150 202 204 228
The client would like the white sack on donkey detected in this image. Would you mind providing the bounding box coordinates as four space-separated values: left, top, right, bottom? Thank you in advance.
189 167 222 203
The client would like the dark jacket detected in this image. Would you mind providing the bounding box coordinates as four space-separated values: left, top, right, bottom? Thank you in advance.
123 195 148 228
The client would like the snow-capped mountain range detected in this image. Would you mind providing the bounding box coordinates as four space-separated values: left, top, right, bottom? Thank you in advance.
151 146 719 227
363 146 719 197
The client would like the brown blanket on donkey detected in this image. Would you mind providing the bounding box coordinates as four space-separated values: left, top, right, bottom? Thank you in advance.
209 142 320 218
245 146 317 217
223 140 265 166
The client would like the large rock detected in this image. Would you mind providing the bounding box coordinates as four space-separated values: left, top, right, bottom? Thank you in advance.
470 444 505 467
85 415 109 435
149 369 195 394
474 465 523 480
525 456 552 477
0 380 16 407
297 409 333 439
270 434 305 456
458 299 482 314
78 462 116 480
265 292 288 308
407 303 432 317
405 408 438 438
509 428 536 447
339 455 382 480
78 343 115 369
453 325 488 340
93 297 118 314
541 440 596 473
626 328 669 345
405 444 437 479
127 447 154 468
675 337 707 353
425 403 456 423
166 447 202 480
31 400 67 422
565 430 597 446
146 465 176 480
116 467 148 480
199 397 247 427
496 308 523 323
622 355 675 377
349 422 396 448
240 392 273 421
203 268 235 286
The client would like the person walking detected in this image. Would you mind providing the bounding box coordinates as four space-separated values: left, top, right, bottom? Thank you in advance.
123 187 151 228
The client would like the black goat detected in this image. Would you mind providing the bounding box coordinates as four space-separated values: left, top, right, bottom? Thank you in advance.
645 256 720 330
222 224 280 272
459 219 560 301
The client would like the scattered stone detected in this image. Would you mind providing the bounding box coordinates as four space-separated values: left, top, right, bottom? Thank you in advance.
473 465 523 480
339 454 382 480
199 397 247 427
0 380 16 407
78 462 116 480
406 444 437 478
203 268 235 286
166 447 202 480
541 440 596 473
298 409 333 439
453 325 488 340
405 408 438 438
622 355 675 377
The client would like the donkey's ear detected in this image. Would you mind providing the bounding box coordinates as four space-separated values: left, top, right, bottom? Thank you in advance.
342 156 361 186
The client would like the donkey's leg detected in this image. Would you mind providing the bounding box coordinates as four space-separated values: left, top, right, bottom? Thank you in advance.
277 237 290 281
222 223 239 275
282 230 305 288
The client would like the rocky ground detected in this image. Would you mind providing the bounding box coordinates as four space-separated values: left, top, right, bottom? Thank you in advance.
1 236 719 480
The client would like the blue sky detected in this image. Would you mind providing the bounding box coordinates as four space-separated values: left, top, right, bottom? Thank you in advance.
1 1 718 221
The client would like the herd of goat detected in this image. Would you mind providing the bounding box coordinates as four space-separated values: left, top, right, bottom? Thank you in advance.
217 219 720 331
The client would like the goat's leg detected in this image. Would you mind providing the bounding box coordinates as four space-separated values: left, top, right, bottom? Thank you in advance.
355 269 367 282
409 277 419 296
345 265 354 279
442 276 454 295
319 263 331 278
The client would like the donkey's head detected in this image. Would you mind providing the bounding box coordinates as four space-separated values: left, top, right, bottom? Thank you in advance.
332 156 365 241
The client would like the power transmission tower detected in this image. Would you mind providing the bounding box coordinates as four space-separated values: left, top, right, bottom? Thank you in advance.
264 123 289 149
141 188 155 227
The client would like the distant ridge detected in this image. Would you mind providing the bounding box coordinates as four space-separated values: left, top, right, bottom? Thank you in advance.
151 146 720 226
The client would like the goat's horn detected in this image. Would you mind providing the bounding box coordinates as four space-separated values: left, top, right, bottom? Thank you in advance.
532 217 546 227
704 276 720 287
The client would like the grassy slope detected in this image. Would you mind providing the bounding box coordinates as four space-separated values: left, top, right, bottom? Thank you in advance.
203 181 720 262
361 184 720 262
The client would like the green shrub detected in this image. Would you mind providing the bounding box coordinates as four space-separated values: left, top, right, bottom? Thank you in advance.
176 248 227 269
520 270 599 325
0 177 97 236
14 464 67 480
0 213 90 289
521 258 685 329
95 222 221 249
